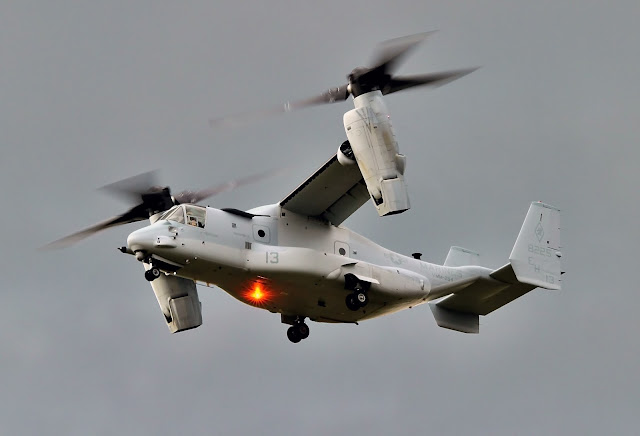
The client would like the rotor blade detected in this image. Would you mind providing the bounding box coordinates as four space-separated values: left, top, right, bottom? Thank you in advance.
42 204 149 250
209 84 349 128
209 105 290 128
381 67 479 95
172 167 288 204
286 84 351 109
369 31 436 76
99 170 160 204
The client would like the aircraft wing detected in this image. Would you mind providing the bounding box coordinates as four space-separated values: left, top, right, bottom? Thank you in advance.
279 153 369 225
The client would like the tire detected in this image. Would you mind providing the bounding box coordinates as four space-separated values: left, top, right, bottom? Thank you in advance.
145 268 160 282
296 323 310 339
356 291 368 307
287 326 301 343
345 294 360 311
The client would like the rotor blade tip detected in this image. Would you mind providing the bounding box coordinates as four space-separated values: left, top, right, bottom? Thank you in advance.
459 66 481 78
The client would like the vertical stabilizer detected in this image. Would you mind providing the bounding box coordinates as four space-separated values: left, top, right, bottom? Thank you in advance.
444 246 480 267
509 202 562 290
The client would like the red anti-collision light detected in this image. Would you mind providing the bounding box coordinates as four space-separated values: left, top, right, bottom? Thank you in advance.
244 282 272 306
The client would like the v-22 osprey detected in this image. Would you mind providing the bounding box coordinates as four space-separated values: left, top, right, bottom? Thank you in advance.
49 33 563 343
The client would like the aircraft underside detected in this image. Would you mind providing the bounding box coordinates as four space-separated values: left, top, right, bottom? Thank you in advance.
178 261 427 325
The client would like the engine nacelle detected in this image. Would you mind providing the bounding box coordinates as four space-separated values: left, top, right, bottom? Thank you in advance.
343 90 410 216
145 264 202 333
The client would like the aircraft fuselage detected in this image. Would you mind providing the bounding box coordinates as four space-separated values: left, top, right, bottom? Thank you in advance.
127 203 494 324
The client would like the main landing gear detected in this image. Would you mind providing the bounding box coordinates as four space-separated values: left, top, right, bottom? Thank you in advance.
345 289 369 311
344 274 370 311
285 318 310 344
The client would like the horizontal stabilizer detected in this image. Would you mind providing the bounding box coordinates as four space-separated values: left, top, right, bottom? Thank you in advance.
434 266 537 316
429 303 479 333
444 246 480 267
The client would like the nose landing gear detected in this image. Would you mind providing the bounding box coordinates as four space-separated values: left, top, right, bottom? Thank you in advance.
144 266 162 282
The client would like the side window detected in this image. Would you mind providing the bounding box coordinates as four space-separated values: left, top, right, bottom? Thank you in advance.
185 205 206 228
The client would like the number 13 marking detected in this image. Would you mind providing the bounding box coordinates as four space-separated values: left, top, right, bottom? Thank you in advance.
265 252 279 264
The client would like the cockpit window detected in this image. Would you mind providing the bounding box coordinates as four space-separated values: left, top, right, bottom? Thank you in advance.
185 205 206 228
159 206 177 220
162 206 185 224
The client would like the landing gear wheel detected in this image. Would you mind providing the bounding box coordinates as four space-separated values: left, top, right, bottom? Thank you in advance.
346 291 368 311
296 322 310 339
145 267 161 282
346 293 361 311
355 291 369 307
287 326 302 343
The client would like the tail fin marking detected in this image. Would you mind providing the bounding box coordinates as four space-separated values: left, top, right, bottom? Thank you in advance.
508 202 562 290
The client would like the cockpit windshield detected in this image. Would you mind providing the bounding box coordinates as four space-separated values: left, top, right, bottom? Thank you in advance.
160 205 206 228
161 205 185 223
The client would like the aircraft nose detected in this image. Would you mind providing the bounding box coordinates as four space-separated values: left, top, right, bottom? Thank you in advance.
127 227 154 254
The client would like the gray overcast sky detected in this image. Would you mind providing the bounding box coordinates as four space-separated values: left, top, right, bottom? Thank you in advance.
2 1 639 435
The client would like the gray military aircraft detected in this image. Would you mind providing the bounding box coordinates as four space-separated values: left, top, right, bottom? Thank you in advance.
48 33 562 343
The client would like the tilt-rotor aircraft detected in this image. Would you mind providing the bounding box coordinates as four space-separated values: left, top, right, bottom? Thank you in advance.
49 33 563 343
